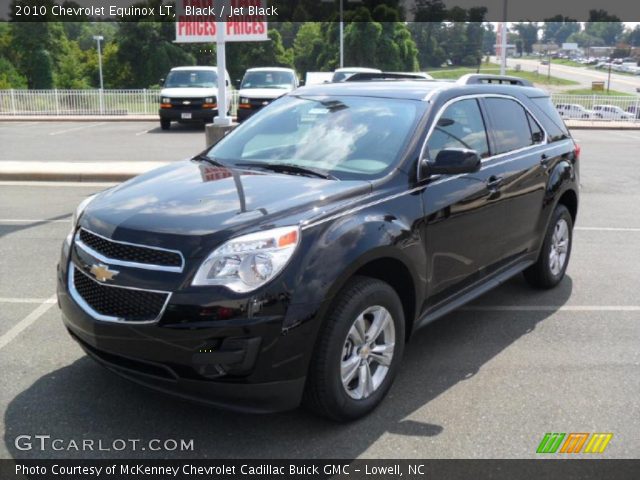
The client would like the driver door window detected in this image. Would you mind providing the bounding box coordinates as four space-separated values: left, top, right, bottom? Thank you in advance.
426 99 489 161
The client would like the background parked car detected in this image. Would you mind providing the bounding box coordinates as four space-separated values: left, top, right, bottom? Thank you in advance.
592 105 635 121
237 67 299 122
626 105 640 119
331 67 381 83
556 103 593 119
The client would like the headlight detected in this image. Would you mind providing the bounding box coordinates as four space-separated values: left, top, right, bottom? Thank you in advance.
66 194 96 243
192 226 300 292
162 97 171 103
240 97 249 104
205 97 215 104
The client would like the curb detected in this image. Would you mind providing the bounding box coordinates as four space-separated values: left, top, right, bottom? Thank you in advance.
567 124 640 130
0 161 168 182
0 116 156 122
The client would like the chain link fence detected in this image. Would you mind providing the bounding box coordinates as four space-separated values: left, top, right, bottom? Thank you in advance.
0 89 637 122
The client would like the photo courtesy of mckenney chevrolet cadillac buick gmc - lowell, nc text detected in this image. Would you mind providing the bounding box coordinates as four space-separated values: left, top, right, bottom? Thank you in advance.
57 73 579 421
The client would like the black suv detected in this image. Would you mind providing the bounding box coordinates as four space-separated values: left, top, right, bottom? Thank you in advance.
57 74 579 421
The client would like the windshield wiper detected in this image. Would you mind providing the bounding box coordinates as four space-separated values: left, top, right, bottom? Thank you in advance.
192 154 227 167
235 162 337 180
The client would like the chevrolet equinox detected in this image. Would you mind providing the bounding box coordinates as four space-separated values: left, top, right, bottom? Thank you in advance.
57 74 579 421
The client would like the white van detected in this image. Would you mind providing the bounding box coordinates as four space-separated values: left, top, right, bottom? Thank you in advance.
237 67 298 121
159 66 231 130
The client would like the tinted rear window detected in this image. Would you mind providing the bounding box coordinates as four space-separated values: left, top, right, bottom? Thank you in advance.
484 98 534 154
529 96 571 142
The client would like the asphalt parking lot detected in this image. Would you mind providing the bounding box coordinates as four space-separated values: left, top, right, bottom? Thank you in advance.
0 121 205 163
0 128 639 460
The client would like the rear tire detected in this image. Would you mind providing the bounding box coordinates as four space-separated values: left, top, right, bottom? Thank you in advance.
160 119 171 130
524 204 573 289
303 276 405 421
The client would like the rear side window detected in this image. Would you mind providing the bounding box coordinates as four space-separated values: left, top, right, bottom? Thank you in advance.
530 96 570 142
527 113 544 144
426 98 489 160
484 98 534 154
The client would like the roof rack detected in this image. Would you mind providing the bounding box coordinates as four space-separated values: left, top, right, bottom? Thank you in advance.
456 74 532 87
345 72 433 82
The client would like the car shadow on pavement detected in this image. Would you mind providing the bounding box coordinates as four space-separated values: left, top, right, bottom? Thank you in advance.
147 123 206 134
4 275 572 459
0 214 70 240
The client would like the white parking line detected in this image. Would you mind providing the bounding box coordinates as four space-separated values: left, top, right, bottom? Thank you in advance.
462 306 640 312
0 121 40 127
0 297 56 304
0 181 116 187
135 128 153 136
0 296 57 351
576 226 640 232
0 219 69 223
48 123 105 136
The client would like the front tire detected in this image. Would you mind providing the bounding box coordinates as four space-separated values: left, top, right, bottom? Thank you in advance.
524 204 573 289
160 118 171 130
303 276 405 421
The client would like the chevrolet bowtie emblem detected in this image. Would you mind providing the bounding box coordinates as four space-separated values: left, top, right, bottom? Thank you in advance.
182 100 191 105
90 264 119 282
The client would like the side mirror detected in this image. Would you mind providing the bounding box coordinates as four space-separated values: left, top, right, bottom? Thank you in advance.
159 78 165 86
421 148 481 177
299 79 305 86
235 79 241 87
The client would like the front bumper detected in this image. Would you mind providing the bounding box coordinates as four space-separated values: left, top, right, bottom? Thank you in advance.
159 108 218 122
56 246 311 413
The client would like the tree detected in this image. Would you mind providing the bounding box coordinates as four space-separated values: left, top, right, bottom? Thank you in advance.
115 22 195 88
542 16 579 44
0 56 28 88
55 40 90 88
293 22 326 74
482 23 496 55
623 25 640 47
31 49 54 88
566 31 605 48
513 22 539 54
585 10 624 46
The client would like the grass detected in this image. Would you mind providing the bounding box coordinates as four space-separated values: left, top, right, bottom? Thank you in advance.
561 88 635 96
427 64 579 86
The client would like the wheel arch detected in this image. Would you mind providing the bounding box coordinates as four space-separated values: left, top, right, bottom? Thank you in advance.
557 188 578 225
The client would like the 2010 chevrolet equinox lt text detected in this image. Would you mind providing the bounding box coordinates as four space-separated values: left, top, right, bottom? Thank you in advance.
57 74 579 421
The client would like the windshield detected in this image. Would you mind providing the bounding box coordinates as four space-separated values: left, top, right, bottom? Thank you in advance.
241 71 295 89
165 70 217 88
206 95 424 180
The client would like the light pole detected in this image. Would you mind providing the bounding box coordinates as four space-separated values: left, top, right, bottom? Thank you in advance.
93 35 104 114
339 0 344 68
500 0 508 75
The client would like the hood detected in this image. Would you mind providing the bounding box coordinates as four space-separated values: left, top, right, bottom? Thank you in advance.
81 160 370 257
160 87 220 98
238 88 291 99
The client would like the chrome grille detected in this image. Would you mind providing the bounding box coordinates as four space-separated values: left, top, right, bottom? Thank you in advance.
70 265 170 323
76 229 183 272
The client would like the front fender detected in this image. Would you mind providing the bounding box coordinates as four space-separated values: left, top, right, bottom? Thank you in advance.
285 195 425 330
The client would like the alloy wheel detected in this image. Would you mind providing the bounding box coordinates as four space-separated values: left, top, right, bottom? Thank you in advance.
340 305 396 400
549 218 569 276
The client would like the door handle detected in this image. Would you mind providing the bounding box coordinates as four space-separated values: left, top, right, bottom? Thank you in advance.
486 175 504 190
